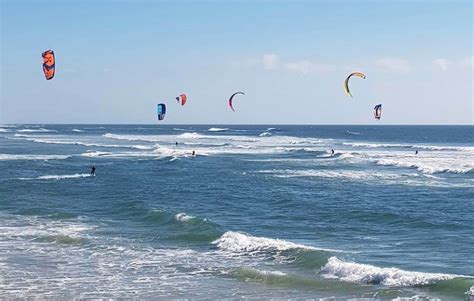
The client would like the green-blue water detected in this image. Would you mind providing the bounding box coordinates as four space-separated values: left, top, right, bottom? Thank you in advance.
0 125 473 299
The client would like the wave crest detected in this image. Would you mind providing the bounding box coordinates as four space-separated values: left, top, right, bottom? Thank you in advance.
212 231 332 254
208 128 228 132
321 257 457 287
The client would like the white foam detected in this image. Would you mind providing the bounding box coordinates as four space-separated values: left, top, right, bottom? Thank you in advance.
18 174 92 181
208 127 228 132
375 158 473 174
321 257 458 287
174 213 194 222
256 168 473 188
71 129 84 132
0 154 70 161
343 142 473 152
80 151 157 158
12 134 153 150
212 231 334 254
0 214 94 239
173 128 191 131
259 132 272 137
17 128 56 133
346 131 360 135
0 128 10 132
468 286 474 296
257 169 404 181
178 132 204 139
238 267 287 277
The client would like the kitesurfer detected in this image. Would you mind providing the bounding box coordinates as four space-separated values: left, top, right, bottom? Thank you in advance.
415 150 418 155
331 149 335 156
192 150 195 156
90 165 96 176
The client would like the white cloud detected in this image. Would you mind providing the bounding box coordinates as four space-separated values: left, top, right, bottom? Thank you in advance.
262 54 279 70
433 58 450 71
284 60 336 74
375 58 411 73
460 56 474 68
284 60 313 74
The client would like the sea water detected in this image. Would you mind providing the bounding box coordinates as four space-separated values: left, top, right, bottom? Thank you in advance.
0 125 473 299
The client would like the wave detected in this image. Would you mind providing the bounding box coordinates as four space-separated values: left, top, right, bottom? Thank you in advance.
212 231 336 254
321 257 461 287
17 128 56 133
178 132 204 139
33 234 88 245
183 142 229 147
208 127 228 132
0 128 10 132
259 132 272 137
0 154 71 161
173 128 191 131
256 169 474 188
231 267 290 284
13 134 153 150
343 142 473 152
81 151 112 157
257 169 405 181
346 131 360 135
18 174 93 181
174 213 197 222
71 129 84 133
266 128 276 131
375 158 473 174
276 147 331 156
103 133 157 142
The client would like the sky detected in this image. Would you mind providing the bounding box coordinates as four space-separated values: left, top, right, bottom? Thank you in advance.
0 0 473 124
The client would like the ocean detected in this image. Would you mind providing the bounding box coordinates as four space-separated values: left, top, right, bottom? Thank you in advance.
0 124 473 299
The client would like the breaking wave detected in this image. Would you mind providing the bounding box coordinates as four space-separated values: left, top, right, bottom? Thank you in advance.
212 231 336 254
375 158 473 174
346 131 360 135
18 174 93 181
208 127 228 132
0 154 71 161
321 257 461 287
13 134 152 150
343 142 473 152
17 128 56 133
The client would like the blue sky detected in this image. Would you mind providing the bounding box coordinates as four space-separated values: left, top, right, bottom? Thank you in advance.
1 0 472 124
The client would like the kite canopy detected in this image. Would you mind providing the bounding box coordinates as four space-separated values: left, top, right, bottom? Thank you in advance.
42 49 55 80
374 104 382 120
157 103 166 121
176 94 187 106
228 91 245 112
344 72 366 98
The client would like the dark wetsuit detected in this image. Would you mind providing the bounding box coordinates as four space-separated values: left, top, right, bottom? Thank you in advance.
91 166 96 176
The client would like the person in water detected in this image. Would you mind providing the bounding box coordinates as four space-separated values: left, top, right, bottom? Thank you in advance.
175 142 178 146
331 149 335 156
90 165 96 176
192 150 195 156
415 150 418 155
